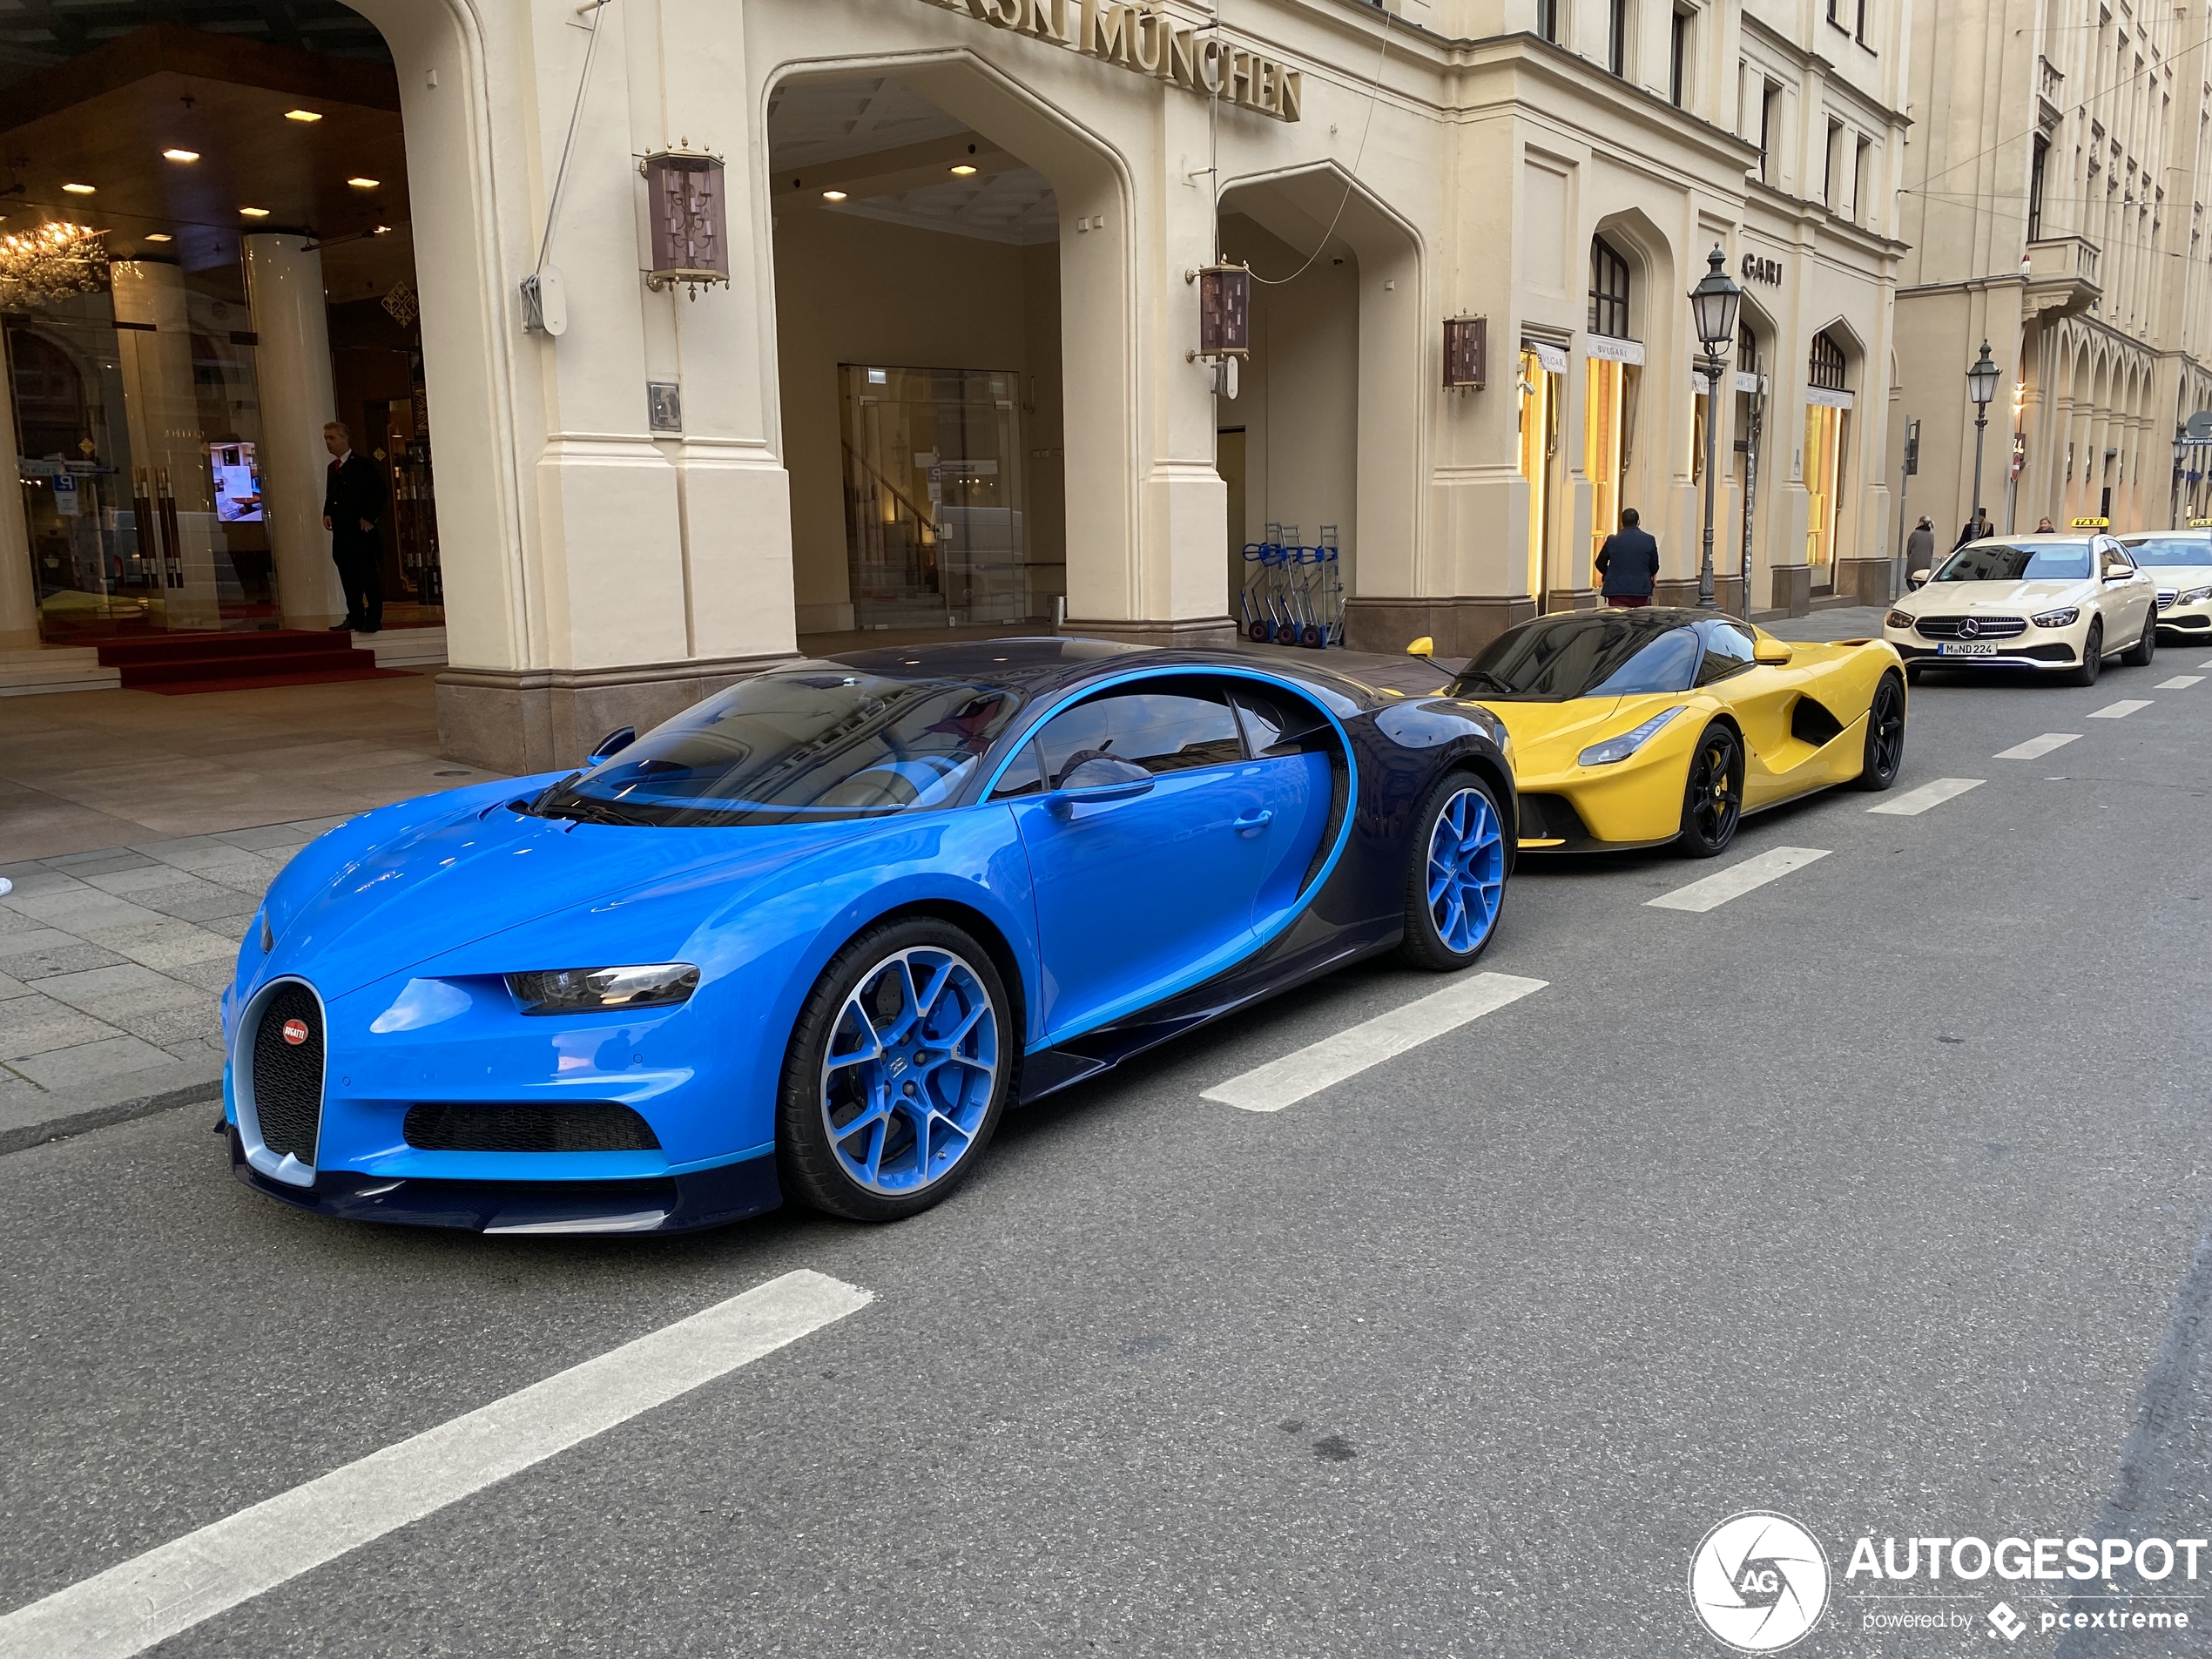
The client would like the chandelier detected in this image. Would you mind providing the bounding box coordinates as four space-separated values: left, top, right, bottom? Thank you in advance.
0 222 110 309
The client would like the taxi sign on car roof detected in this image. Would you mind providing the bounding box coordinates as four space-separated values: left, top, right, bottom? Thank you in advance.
2070 516 2110 529
2189 517 2212 528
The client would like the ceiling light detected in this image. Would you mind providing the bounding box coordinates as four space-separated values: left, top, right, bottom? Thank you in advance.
373 225 390 234
949 164 978 176
63 183 96 194
144 233 173 243
239 206 270 218
346 177 379 189
284 109 321 122
162 148 200 163
821 189 846 201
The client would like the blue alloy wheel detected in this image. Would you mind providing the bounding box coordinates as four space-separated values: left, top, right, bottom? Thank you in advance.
821 945 999 1197
1425 785 1505 955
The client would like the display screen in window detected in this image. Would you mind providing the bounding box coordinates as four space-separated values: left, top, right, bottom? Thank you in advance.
211 442 263 523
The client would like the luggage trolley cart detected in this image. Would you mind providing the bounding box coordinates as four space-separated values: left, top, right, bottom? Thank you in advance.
1268 524 1304 645
1306 526 1344 647
1239 523 1284 643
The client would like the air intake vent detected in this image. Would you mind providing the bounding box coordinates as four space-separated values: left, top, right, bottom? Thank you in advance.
251 981 324 1165
402 1102 662 1154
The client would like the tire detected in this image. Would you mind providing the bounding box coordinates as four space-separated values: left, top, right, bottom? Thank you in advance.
777 916 1014 1223
1400 771 1508 971
2121 606 2157 668
1248 619 1271 643
2066 619 2103 687
1852 672 1907 791
1676 723 1744 858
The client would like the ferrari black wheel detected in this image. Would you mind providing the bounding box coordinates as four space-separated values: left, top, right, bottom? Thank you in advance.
1676 724 1743 858
2121 607 2157 668
1852 673 1906 792
777 916 1015 1223
2066 619 2103 686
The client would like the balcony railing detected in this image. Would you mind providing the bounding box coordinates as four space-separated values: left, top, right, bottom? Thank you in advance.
2024 234 2102 316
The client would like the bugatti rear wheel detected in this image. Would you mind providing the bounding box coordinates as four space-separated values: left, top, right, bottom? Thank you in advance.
1676 724 1744 858
778 917 1013 1223
1400 772 1507 971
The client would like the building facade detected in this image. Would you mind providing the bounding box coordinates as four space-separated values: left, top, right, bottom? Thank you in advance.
1897 0 2212 543
2 0 1909 773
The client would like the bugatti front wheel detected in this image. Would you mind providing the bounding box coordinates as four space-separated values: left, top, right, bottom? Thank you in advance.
1400 772 1507 971
778 917 1013 1222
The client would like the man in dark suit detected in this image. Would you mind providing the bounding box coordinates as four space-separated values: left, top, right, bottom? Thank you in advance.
321 421 387 633
1593 506 1660 608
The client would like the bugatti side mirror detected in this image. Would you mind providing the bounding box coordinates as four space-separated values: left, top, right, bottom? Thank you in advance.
1046 754 1154 819
1907 569 1931 590
1752 637 1793 666
1406 635 1436 660
588 725 636 763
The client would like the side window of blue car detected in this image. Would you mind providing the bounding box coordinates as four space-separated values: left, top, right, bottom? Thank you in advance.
1229 684 1332 757
996 679 1244 797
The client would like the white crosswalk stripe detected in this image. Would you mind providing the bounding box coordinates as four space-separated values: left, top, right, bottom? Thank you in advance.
1867 777 1985 816
1994 733 2080 760
2155 675 2203 690
1202 971 1547 1113
1646 846 1832 913
2087 699 2152 718
0 1271 872 1659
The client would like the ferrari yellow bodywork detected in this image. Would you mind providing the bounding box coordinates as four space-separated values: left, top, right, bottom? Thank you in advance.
1463 628 1905 850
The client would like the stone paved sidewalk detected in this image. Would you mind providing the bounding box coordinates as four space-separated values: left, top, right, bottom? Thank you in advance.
0 816 341 1147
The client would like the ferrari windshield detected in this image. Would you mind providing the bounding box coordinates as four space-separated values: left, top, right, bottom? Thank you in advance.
1931 541 2093 582
2120 536 2212 567
1451 613 1702 702
530 665 1028 826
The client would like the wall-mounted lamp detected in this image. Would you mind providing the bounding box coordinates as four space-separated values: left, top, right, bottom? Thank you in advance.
1443 315 1487 390
1188 263 1251 362
640 145 729 298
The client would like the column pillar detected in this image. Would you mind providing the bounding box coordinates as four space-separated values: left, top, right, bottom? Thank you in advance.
243 233 348 628
0 359 39 649
111 260 220 629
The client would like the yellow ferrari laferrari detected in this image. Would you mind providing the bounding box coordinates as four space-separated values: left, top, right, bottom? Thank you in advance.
1408 609 1907 857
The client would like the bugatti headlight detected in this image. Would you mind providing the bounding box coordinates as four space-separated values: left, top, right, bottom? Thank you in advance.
1578 706 1685 767
2178 586 2212 606
1884 609 1916 630
507 963 699 1015
2030 606 2080 627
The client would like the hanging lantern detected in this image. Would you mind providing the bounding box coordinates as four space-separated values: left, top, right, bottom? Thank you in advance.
640 146 729 296
1197 264 1251 359
1443 315 1486 389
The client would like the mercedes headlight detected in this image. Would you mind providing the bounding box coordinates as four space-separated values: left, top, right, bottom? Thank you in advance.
507 963 699 1015
2178 586 2212 606
2031 606 2080 627
1884 610 1916 630
1578 706 1685 767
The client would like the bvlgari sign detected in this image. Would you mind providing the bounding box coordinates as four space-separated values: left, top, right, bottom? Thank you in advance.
914 0 1304 122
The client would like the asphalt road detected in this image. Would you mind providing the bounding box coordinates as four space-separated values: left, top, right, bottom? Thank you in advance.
3 644 2209 1658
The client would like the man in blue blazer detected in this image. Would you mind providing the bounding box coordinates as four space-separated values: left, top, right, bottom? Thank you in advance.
1594 507 1660 608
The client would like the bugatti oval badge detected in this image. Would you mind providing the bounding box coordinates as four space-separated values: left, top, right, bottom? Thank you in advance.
281 1017 309 1046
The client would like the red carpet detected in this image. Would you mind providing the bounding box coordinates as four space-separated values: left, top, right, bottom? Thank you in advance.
95 631 416 695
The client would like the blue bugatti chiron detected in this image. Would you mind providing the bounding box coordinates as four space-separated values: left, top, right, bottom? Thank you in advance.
221 639 1514 1232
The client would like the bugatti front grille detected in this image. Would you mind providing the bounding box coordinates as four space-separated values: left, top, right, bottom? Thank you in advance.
251 982 325 1165
1914 615 2027 640
402 1102 663 1154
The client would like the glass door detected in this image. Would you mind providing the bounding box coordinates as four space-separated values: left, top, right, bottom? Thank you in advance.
1804 403 1845 591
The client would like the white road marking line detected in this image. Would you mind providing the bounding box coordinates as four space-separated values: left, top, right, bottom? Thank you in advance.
1866 777 1986 817
1645 846 1832 913
1202 971 1547 1113
1994 733 2080 760
0 1270 871 1659
2087 699 2152 719
2155 675 2203 690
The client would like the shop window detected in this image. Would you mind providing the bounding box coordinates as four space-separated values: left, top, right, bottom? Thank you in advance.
1803 333 1851 590
1587 357 1640 575
1517 347 1561 603
1588 238 1632 340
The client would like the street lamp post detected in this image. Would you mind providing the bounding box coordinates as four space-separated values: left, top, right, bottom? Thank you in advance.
1967 341 2000 535
1689 246 1743 611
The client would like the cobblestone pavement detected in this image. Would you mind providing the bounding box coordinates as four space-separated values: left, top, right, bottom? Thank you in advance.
0 817 343 1119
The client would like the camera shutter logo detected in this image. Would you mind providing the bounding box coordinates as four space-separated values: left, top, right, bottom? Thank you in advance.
1688 1512 1831 1652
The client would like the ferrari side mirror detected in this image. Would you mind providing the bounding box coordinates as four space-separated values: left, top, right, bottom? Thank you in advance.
1406 635 1436 659
588 725 636 763
1752 638 1793 666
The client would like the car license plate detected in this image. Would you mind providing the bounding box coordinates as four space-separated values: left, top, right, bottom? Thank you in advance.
1938 641 1999 657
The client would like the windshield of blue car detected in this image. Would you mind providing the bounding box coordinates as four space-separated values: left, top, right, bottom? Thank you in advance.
1931 541 2093 582
2120 536 2212 567
1451 613 1701 701
529 666 1028 826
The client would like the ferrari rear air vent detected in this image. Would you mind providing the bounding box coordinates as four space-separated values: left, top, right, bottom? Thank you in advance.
402 1101 663 1154
1789 698 1845 749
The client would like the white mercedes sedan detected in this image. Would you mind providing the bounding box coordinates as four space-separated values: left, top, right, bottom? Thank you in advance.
1884 533 2159 686
2118 529 2212 646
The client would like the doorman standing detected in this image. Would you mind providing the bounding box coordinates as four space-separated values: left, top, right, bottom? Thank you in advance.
321 421 386 634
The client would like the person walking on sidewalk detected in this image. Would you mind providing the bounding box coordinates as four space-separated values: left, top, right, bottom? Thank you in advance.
1905 516 1935 575
322 421 387 635
1594 507 1660 609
